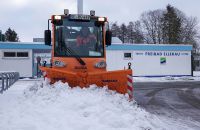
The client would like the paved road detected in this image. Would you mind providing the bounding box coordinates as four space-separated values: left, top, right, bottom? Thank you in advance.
134 81 200 127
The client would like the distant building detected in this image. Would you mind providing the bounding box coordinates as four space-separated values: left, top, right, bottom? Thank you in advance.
33 38 44 42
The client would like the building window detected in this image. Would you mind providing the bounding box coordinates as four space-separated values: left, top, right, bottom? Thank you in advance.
17 52 28 57
124 52 132 59
4 52 16 57
3 52 29 58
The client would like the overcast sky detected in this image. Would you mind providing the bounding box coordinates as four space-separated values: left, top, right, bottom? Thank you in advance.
0 0 200 42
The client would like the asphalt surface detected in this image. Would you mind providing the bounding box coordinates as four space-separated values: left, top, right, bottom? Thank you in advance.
134 81 200 128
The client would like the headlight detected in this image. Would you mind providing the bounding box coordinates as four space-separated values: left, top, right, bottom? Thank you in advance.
53 60 66 67
54 15 62 20
98 17 105 22
95 61 107 68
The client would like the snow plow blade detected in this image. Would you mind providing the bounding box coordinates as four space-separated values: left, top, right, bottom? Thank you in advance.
40 67 133 99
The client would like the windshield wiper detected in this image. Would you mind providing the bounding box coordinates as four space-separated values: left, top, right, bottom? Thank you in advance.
58 28 85 66
64 46 86 66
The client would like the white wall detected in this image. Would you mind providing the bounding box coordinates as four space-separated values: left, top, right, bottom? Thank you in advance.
106 50 191 76
0 49 33 77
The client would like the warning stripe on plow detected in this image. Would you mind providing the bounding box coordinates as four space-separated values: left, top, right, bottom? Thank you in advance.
127 75 133 101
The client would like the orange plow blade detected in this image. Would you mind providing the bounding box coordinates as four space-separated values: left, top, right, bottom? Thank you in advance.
40 67 133 100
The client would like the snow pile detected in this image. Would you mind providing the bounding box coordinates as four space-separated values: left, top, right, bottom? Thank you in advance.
0 80 195 130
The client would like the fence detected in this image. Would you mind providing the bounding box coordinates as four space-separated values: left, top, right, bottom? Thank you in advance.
0 72 20 94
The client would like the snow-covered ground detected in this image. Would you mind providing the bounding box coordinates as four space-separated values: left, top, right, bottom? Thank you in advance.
193 71 200 77
133 76 200 82
0 79 199 130
134 71 200 82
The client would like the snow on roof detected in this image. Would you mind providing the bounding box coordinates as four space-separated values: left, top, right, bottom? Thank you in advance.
112 37 123 44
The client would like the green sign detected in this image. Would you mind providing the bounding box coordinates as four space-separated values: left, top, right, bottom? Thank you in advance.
160 57 166 64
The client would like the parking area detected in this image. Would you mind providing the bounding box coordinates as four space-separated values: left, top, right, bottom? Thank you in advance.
134 82 200 124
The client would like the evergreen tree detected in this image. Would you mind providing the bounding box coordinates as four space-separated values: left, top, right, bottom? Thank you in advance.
0 31 5 41
1 34 5 41
5 28 19 42
127 22 134 43
119 23 127 43
111 22 121 37
162 5 181 44
133 21 144 43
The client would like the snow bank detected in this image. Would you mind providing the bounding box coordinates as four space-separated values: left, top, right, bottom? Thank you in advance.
0 80 196 130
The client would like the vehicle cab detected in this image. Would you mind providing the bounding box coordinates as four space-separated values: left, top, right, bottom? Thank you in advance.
44 10 112 73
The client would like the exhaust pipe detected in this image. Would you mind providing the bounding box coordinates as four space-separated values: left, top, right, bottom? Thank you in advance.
77 0 83 14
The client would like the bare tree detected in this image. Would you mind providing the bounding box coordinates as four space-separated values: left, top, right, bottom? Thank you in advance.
140 10 164 44
174 8 200 48
133 21 144 43
181 16 199 47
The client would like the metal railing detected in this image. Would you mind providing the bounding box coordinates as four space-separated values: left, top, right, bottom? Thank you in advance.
0 72 20 94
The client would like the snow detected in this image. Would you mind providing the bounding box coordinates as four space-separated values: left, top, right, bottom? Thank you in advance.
112 37 123 44
194 71 200 77
0 79 199 130
0 71 17 73
133 76 200 82
133 73 200 82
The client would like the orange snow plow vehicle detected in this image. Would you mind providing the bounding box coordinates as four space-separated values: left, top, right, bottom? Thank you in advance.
40 10 133 99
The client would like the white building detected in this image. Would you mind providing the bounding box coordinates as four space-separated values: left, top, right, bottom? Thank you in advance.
106 44 193 77
0 42 193 77
0 42 51 77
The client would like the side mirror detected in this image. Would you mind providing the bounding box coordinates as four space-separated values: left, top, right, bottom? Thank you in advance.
44 30 51 46
106 31 112 46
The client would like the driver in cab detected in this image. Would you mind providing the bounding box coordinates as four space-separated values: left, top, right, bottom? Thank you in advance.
76 27 96 53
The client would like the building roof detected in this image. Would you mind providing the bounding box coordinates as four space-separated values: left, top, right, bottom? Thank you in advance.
0 42 51 50
0 42 193 51
106 44 193 51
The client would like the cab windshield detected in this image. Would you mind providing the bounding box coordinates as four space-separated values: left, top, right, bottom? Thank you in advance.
54 19 104 57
